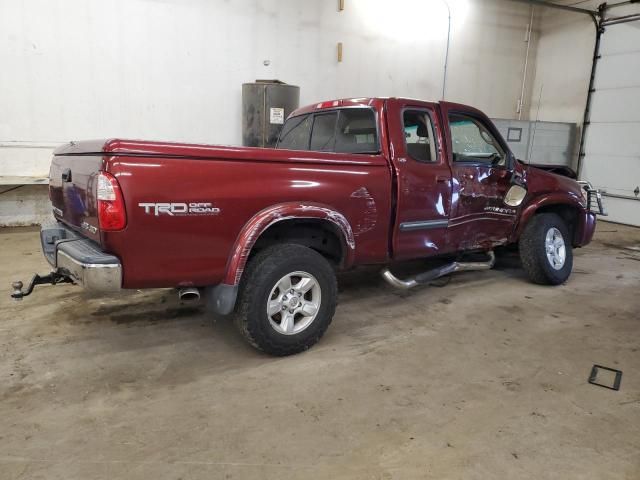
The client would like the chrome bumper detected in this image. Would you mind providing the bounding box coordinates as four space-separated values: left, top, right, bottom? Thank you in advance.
41 221 122 292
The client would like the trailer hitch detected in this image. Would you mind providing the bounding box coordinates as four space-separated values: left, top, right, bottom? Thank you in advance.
11 272 74 301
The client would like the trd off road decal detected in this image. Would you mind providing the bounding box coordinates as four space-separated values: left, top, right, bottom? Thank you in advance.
138 202 221 216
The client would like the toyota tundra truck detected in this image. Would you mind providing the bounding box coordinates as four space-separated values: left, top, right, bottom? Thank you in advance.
11 97 605 355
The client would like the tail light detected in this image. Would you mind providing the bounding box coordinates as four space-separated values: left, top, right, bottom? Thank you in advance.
97 172 127 231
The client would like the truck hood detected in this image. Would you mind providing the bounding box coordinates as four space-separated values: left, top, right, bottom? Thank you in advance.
527 163 576 179
524 164 585 207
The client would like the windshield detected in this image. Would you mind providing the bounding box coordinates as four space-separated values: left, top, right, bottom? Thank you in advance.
449 114 506 166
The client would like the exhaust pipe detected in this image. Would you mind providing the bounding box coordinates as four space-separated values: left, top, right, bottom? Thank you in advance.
178 287 201 303
381 251 495 290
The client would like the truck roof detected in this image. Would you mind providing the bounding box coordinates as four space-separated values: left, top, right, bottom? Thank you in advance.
291 97 384 116
290 97 477 118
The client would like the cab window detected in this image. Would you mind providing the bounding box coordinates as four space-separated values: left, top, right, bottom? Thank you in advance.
278 108 379 154
277 114 312 150
403 110 437 162
310 113 338 152
449 114 505 166
335 109 379 153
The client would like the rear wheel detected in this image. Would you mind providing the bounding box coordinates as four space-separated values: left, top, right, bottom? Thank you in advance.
234 244 337 356
519 213 573 285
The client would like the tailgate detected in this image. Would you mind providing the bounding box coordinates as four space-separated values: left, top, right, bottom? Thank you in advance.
49 152 105 244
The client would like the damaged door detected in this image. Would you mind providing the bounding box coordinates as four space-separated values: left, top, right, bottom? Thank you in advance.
442 106 517 250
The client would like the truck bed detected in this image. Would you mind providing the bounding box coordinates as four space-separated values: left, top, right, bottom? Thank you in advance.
49 139 392 288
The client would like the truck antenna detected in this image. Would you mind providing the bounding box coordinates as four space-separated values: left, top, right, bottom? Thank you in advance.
527 84 544 165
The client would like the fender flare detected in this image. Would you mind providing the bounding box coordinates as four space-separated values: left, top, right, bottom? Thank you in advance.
513 192 586 241
223 202 356 286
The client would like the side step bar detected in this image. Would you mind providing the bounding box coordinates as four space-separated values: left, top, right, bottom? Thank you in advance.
381 251 495 290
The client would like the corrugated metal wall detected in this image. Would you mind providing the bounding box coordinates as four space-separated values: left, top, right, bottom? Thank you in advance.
492 119 577 167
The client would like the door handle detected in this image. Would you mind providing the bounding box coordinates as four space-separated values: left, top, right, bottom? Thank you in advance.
435 176 449 184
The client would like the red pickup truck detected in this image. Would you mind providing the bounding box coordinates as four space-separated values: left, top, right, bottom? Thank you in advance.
12 97 605 355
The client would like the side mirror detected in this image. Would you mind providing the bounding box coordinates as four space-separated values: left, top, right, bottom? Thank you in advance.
504 152 513 170
510 168 526 187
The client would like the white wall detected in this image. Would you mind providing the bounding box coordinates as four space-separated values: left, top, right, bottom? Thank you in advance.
0 185 52 226
527 5 596 124
1 0 547 225
4 1 632 226
0 0 535 178
523 4 595 171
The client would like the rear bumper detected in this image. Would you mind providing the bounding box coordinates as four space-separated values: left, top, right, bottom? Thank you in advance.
41 221 122 292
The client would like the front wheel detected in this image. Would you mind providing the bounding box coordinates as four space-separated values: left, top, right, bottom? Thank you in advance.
234 244 337 356
519 213 573 285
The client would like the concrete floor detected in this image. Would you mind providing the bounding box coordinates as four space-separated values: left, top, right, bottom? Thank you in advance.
0 222 639 479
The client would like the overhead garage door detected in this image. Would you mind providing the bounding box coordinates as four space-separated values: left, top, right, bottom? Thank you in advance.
581 15 640 226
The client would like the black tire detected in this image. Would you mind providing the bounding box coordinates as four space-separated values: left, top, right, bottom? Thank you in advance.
234 244 337 356
519 213 573 285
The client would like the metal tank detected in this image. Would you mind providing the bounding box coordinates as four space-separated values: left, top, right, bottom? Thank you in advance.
242 80 300 148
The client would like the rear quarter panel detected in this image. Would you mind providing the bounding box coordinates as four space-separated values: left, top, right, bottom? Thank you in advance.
103 152 392 288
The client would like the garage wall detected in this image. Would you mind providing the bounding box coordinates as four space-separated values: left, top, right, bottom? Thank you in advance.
527 6 595 125
528 2 640 226
525 5 595 172
0 0 535 176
